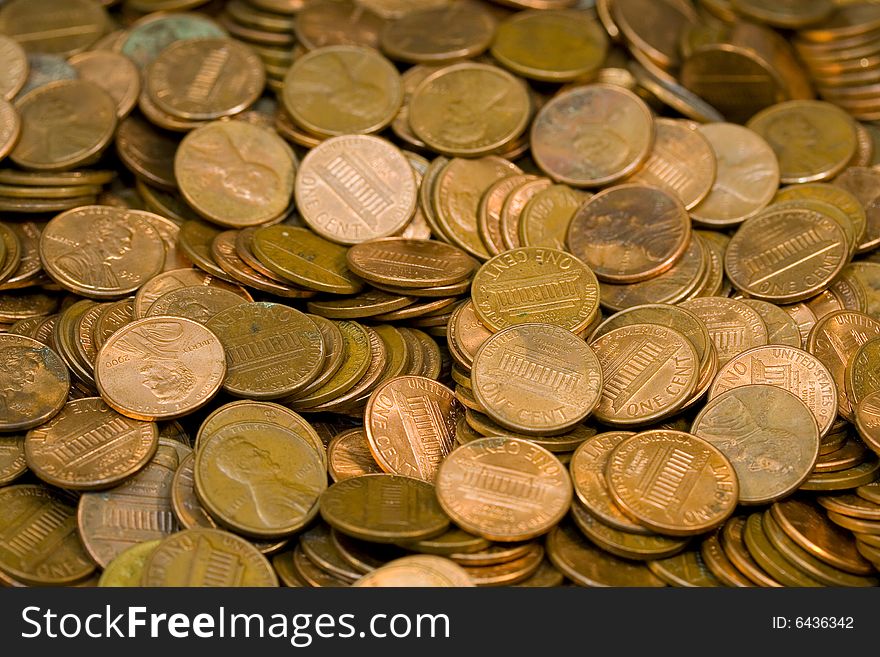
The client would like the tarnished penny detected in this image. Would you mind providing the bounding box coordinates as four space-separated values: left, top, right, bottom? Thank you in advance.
77 445 182 568
625 118 715 210
409 62 530 157
0 484 95 586
133 268 250 320
567 184 690 284
12 80 117 171
607 430 738 536
282 45 401 137
591 324 699 426
347 238 474 288
95 317 226 421
690 123 780 227
142 528 277 587
0 434 26 485
0 333 69 432
25 397 157 491
147 285 247 324
679 297 768 367
691 385 819 505
471 323 602 436
296 135 416 244
724 204 849 303
709 345 837 438
98 540 161 587
206 302 324 400
365 375 459 482
436 437 572 542
195 421 326 538
175 120 295 228
293 0 383 50
747 100 858 184
380 3 495 65
354 554 474 587
530 84 654 188
146 38 264 121
471 247 599 333
68 50 140 119
320 474 450 543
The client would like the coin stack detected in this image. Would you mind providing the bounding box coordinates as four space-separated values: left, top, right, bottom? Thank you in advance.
1 0 880 588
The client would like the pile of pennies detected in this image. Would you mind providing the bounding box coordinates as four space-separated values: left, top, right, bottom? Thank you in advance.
1 0 880 588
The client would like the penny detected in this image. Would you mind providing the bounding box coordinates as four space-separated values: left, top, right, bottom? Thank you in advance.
472 247 599 333
328 428 383 482
0 36 27 100
568 184 690 284
546 522 666 587
252 225 364 294
591 324 699 426
0 434 26 485
807 310 880 419
460 543 544 586
571 503 687 561
347 238 474 289
115 115 178 191
689 123 780 227
701 529 754 587
11 80 117 171
121 12 227 70
353 554 473 587
409 63 532 157
307 290 413 320
175 120 295 228
293 0 382 50
282 45 401 137
133 268 250 320
827 510 880 535
446 300 492 371
142 528 277 587
613 0 696 69
296 135 416 244
744 511 827 587
724 204 849 303
771 498 874 575
846 338 880 408
471 323 601 435
775 184 867 255
0 333 69 432
732 0 833 28
739 300 806 350
801 459 880 491
625 118 716 210
195 420 326 538
0 0 107 56
306 325 387 412
358 0 450 20
0 97 20 162
518 184 586 251
381 3 494 65
647 550 724 588
68 50 139 119
607 430 738 536
300 524 372 581
855 391 880 456
0 484 95 586
98 539 161 587
146 38 264 121
434 156 523 259
747 100 857 184
680 297 768 367
95 316 225 421
833 167 880 253
40 206 166 299
207 302 324 400
720 515 782 587
320 474 449 543
691 385 819 505
364 375 458 481
25 397 157 491
77 445 181 568
477 174 532 255
531 84 654 188
818 494 880 522
147 285 247 324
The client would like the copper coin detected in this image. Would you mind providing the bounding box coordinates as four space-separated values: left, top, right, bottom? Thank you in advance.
347 238 475 288
194 420 326 538
293 0 382 50
146 285 247 324
691 385 819 505
133 268 250 320
364 375 459 482
353 554 474 587
530 84 654 188
0 0 107 56
709 344 838 437
0 36 27 100
206 302 324 400
115 114 179 191
436 436 572 542
11 80 117 171
591 323 699 426
95 316 226 421
380 3 495 65
567 184 691 283
141 528 277 587
471 323 602 435
0 433 26 485
25 397 157 491
175 120 296 228
295 135 416 244
328 428 383 482
724 203 849 303
68 50 140 119
607 430 738 536
471 246 600 333
519 184 587 251
690 123 780 228
613 0 697 69
0 332 69 431
679 296 768 367
855 391 880 456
